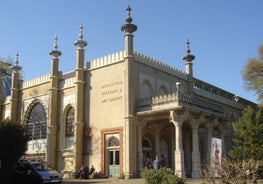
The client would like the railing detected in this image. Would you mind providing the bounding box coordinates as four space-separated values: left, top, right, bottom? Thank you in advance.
137 92 224 114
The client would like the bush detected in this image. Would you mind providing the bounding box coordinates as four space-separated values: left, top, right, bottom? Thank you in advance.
140 168 185 184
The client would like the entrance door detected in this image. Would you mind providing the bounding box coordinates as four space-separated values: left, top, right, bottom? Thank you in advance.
108 149 120 177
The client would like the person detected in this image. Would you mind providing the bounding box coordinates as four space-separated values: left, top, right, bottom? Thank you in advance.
153 156 161 170
89 165 95 175
145 157 153 169
79 164 88 179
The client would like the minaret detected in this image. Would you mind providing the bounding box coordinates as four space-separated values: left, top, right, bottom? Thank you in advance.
182 39 195 94
121 5 137 179
10 52 22 122
47 35 61 168
73 24 87 173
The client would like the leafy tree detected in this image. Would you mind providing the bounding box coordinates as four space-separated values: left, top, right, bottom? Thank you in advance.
0 119 28 184
229 106 263 160
242 43 263 102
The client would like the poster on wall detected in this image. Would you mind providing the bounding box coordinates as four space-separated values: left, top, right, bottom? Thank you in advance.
211 138 222 177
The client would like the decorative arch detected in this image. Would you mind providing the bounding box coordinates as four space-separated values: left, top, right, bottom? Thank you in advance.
140 79 153 99
107 136 120 147
24 99 47 152
158 84 169 96
63 105 75 149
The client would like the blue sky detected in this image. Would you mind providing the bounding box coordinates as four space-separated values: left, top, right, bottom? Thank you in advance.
1 0 262 103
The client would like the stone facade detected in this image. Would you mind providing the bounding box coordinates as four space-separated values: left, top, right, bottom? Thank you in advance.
0 6 255 179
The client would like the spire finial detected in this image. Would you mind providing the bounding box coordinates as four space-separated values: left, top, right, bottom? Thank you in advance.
15 51 19 66
49 34 62 58
53 35 58 51
11 51 22 72
126 5 133 24
78 23 84 40
183 39 195 62
186 39 191 55
121 5 137 33
74 24 87 49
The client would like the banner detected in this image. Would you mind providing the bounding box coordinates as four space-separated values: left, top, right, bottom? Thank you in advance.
211 138 222 177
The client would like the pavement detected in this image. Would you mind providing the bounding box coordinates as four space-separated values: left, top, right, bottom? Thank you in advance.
62 178 206 184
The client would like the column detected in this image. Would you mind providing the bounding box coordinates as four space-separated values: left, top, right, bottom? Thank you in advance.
73 24 87 173
219 126 225 157
190 119 201 178
47 36 61 168
121 6 137 179
205 122 214 164
137 121 144 173
154 126 161 157
169 110 187 177
124 116 135 178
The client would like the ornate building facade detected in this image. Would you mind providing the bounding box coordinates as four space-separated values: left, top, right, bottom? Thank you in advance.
0 6 255 179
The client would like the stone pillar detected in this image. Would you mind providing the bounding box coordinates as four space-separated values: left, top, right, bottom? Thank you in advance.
47 36 61 168
219 126 225 157
190 118 201 178
137 121 144 173
205 122 214 164
73 24 87 173
154 127 161 156
124 116 135 178
10 52 21 122
169 110 187 177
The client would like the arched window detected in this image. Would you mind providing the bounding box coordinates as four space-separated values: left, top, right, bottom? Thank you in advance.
158 85 168 96
66 107 74 137
26 102 47 151
140 80 153 99
108 136 120 147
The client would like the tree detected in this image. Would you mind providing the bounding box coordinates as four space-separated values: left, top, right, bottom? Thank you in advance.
242 43 263 102
0 119 28 184
229 106 263 160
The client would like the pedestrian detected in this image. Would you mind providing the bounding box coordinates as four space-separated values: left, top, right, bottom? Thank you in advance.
153 156 161 170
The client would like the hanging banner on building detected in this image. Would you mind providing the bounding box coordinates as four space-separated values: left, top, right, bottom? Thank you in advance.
211 138 222 177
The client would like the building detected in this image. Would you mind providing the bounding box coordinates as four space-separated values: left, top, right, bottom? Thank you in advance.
0 6 255 179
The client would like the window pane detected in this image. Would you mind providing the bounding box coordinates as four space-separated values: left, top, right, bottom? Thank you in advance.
66 107 74 137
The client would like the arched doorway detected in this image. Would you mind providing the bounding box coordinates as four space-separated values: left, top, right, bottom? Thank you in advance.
142 138 152 167
107 136 120 177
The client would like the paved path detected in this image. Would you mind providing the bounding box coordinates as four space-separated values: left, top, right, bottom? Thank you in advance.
63 178 206 184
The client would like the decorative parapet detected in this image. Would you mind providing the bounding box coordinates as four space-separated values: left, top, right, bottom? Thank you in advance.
134 51 188 80
21 74 50 89
60 77 76 89
87 51 125 69
179 93 224 114
137 92 224 115
193 78 255 108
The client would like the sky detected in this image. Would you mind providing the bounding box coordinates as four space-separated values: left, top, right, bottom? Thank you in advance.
1 0 262 103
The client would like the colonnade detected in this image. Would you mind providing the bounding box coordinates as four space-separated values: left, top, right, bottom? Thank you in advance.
136 110 226 178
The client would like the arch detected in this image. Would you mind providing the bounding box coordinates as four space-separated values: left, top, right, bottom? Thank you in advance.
63 105 75 149
158 84 168 96
24 99 47 152
107 136 120 147
140 79 153 99
65 106 74 137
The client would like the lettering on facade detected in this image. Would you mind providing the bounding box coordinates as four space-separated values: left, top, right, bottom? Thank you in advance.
101 81 123 103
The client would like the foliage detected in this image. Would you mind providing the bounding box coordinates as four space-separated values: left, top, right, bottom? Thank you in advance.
242 43 263 102
201 158 263 184
140 168 185 184
0 119 28 183
118 172 125 179
229 106 263 160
